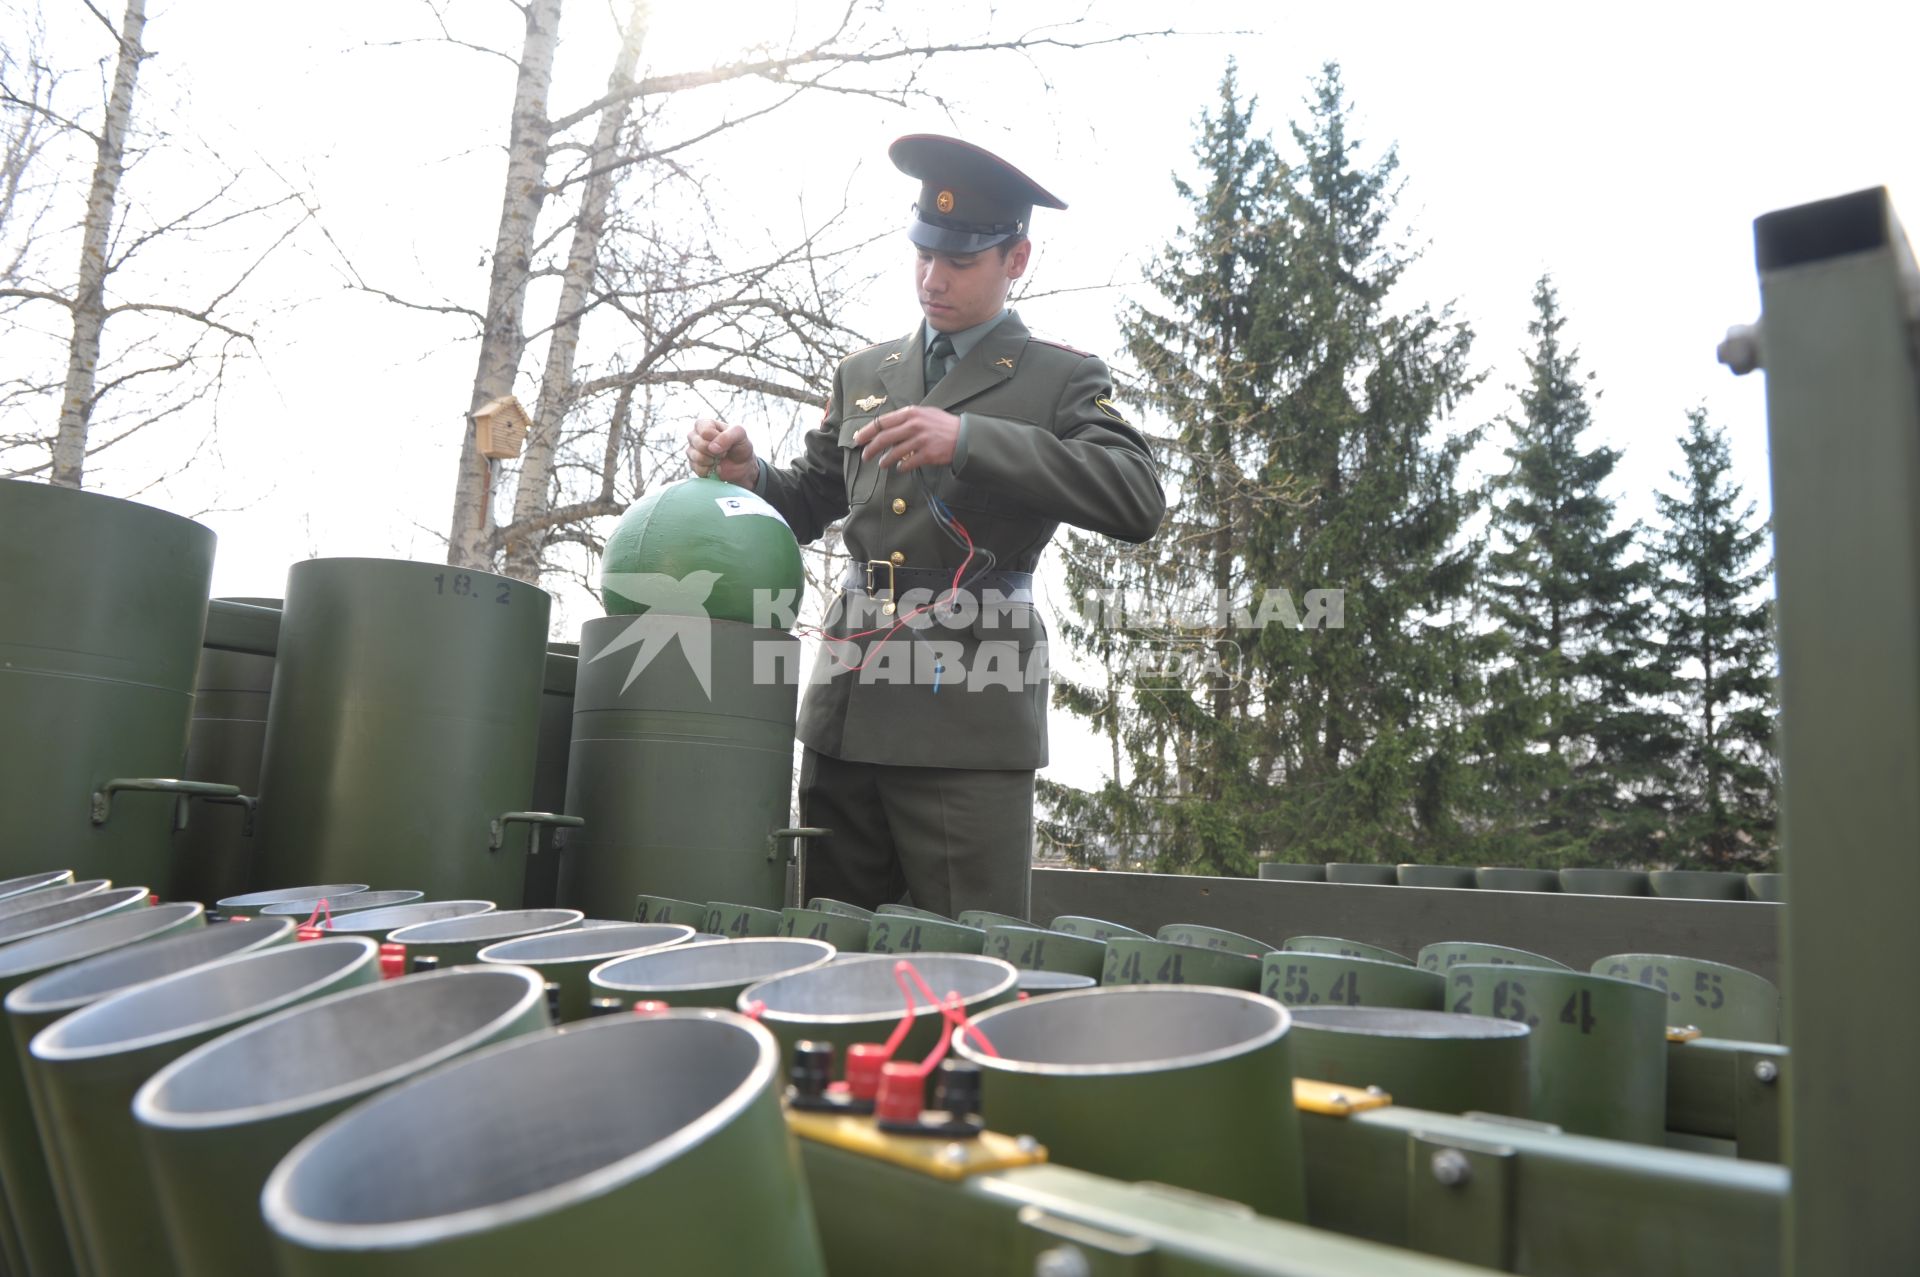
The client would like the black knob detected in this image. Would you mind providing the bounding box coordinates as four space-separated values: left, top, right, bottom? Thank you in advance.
410 954 440 974
586 996 624 1017
933 1059 982 1121
544 982 563 1021
789 1040 834 1100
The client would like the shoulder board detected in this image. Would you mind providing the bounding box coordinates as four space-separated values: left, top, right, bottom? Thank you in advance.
838 339 896 367
1026 333 1097 358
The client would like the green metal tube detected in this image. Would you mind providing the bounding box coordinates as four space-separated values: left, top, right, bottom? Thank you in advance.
1048 915 1146 941
955 985 1307 1221
133 966 550 1277
0 481 215 895
255 558 551 906
313 901 493 941
1156 922 1275 957
1559 868 1651 895
1015 971 1097 996
0 882 109 926
1326 863 1398 885
558 617 799 916
591 938 834 1011
386 909 582 971
1102 938 1262 991
780 908 870 952
1261 952 1445 1010
705 902 785 938
747 953 1016 1070
1257 863 1327 881
1395 865 1478 889
0 900 203 1277
0 873 74 905
955 910 1027 930
522 646 577 910
0 890 150 950
1283 935 1413 966
1591 953 1780 1043
215 884 369 921
259 890 423 920
810 898 875 920
982 924 1105 977
26 937 378 1277
866 916 985 955
261 1013 826 1276
170 632 277 906
633 894 712 927
476 924 691 1021
1745 873 1781 902
1449 962 1668 1143
1475 868 1562 892
1418 941 1569 973
1648 870 1748 900
1287 1007 1530 1115
6 913 290 1277
875 904 952 923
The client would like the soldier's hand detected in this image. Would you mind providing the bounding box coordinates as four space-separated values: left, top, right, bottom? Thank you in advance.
687 418 757 485
857 405 960 473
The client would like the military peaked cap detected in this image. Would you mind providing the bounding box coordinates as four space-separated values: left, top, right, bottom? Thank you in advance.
889 134 1066 254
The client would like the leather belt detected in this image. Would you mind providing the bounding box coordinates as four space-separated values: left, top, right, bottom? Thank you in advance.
843 564 1034 604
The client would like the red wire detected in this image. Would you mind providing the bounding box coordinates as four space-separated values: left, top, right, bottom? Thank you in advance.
882 959 1000 1080
302 898 333 931
797 519 979 673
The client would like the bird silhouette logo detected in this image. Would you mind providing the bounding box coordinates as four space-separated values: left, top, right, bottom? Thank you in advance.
593 570 724 697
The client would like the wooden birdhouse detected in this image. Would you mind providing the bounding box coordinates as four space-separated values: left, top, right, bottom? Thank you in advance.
472 395 532 460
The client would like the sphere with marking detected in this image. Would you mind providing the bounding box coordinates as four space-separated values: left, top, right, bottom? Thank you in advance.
600 476 804 627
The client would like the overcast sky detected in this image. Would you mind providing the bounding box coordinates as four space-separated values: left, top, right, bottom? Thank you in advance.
17 0 1916 790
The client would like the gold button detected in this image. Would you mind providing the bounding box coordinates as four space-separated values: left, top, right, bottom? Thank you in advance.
882 601 897 616
891 497 907 515
889 551 906 566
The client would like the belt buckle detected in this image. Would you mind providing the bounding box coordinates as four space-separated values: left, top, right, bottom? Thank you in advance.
864 559 897 616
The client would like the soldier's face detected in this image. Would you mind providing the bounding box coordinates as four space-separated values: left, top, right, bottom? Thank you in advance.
915 239 1030 332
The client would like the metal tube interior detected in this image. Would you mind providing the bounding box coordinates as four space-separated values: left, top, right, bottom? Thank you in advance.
8 915 295 1015
479 924 692 965
593 939 833 992
266 1014 770 1235
218 885 370 910
318 901 494 935
136 967 545 1126
0 887 149 943
959 986 1288 1073
33 938 376 1059
387 910 581 946
750 954 1015 1022
0 881 107 922
1288 1007 1531 1040
261 891 423 917
0 902 202 979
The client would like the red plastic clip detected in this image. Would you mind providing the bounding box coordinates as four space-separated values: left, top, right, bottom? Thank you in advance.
147 893 159 907
874 1062 924 1125
295 925 324 943
845 1043 887 1101
378 943 407 980
631 1001 670 1017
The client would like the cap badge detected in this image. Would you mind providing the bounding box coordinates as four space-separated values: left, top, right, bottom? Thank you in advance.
935 189 955 214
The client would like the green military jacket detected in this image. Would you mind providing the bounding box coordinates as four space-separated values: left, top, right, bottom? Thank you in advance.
757 310 1164 770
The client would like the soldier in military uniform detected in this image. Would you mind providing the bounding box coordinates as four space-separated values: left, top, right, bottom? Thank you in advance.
686 134 1163 919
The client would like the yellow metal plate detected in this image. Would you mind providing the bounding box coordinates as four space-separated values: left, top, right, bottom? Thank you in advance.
785 1109 1048 1181
1293 1077 1393 1117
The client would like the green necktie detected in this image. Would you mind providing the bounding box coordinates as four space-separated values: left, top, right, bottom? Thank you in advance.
926 333 956 387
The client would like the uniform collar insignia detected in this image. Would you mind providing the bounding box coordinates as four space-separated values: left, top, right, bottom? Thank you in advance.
882 351 902 363
993 356 1015 369
855 394 888 412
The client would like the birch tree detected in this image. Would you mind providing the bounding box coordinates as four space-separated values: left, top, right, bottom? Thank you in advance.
395 0 1166 578
0 0 310 490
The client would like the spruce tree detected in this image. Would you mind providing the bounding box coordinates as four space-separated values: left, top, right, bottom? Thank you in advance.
1481 276 1673 865
1651 408 1777 867
1042 63 1483 873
